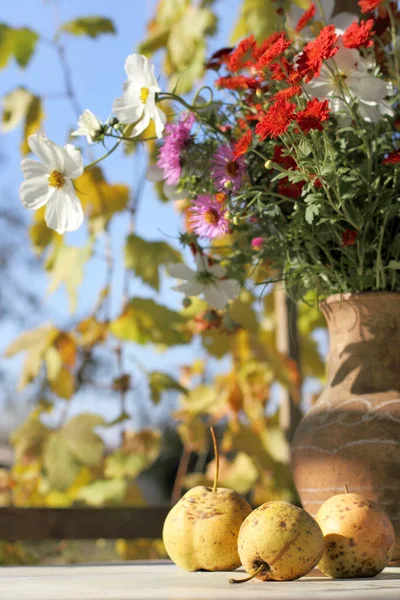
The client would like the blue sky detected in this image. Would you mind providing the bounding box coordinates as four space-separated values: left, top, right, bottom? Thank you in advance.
0 0 244 431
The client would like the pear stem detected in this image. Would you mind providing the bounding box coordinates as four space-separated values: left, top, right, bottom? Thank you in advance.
229 564 264 585
344 483 349 494
210 427 219 493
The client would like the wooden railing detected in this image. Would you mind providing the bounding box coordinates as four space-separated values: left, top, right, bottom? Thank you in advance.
0 507 170 541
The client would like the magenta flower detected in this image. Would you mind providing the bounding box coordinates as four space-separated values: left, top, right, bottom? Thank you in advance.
251 237 264 250
211 145 246 192
157 112 195 185
190 195 230 239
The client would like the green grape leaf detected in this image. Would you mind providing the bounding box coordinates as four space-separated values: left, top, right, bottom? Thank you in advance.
148 371 186 404
59 17 116 38
124 234 182 291
111 298 187 347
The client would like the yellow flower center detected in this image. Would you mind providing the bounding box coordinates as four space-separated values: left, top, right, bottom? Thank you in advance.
48 170 65 188
215 192 226 204
140 87 150 103
204 208 219 225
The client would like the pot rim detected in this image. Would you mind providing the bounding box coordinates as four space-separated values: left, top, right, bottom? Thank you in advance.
320 291 400 308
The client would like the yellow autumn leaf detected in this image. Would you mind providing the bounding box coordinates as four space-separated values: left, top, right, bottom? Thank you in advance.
76 317 108 347
49 367 75 400
29 207 62 254
20 95 44 155
1 87 44 155
75 166 129 221
231 0 279 42
45 242 92 312
4 323 59 389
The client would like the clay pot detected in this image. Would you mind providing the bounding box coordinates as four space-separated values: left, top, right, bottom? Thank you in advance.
291 292 400 561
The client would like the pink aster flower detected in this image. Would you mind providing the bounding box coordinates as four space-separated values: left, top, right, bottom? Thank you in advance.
190 195 230 239
211 145 246 192
157 112 195 185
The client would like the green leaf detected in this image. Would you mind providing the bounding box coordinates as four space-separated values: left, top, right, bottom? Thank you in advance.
148 371 186 404
388 260 400 270
305 203 320 224
124 234 182 291
61 413 105 466
12 27 38 67
59 17 116 38
11 416 50 461
111 297 187 347
180 384 226 415
77 479 128 506
44 434 81 490
138 26 170 56
45 243 92 312
0 24 38 69
0 24 14 69
105 429 161 479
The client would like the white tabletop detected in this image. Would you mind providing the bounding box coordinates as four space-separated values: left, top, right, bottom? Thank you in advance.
0 561 399 600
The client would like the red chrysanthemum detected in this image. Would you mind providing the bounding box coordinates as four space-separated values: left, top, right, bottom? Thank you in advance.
254 32 285 59
343 19 375 49
256 33 292 70
269 57 301 84
358 0 383 14
296 98 330 134
273 145 297 170
255 100 297 140
382 150 400 164
342 229 358 247
228 35 257 71
296 2 316 33
310 174 323 188
272 85 302 101
233 130 252 160
215 75 260 90
297 25 339 82
278 178 304 200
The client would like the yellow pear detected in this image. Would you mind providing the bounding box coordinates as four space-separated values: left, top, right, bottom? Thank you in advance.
162 427 252 571
231 501 324 583
316 491 395 578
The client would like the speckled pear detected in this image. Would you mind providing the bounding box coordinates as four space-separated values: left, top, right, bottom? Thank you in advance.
162 428 252 571
316 491 395 578
232 501 324 583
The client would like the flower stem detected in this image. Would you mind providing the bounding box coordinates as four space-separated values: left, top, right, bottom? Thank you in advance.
84 125 131 171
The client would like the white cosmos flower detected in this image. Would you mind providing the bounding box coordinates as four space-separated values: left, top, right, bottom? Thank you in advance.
20 134 84 234
305 46 394 123
72 109 103 144
112 53 166 139
167 253 240 310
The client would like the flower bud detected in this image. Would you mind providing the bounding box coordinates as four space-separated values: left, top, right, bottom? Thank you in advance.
224 180 234 190
264 160 272 169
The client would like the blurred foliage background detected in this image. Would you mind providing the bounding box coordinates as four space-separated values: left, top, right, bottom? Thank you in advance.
0 0 328 564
